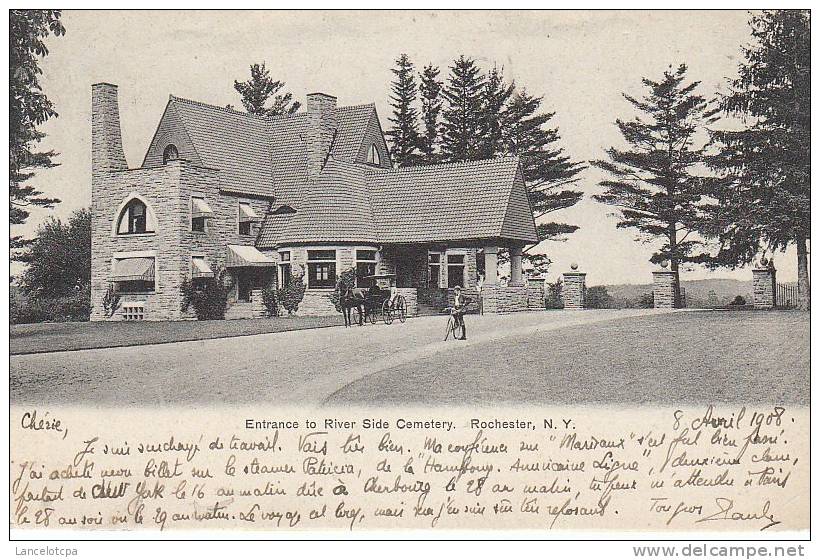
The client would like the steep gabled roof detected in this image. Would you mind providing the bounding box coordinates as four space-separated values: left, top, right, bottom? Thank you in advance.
142 96 381 200
367 157 538 244
169 97 273 197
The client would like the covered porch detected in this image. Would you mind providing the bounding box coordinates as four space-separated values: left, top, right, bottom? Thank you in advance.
378 239 537 315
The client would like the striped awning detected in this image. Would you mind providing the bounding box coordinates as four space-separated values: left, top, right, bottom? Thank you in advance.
192 197 214 219
239 203 260 222
225 245 275 268
112 257 155 282
192 256 214 278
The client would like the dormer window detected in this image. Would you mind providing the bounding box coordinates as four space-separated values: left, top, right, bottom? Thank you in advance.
116 198 154 235
163 144 179 164
366 144 380 166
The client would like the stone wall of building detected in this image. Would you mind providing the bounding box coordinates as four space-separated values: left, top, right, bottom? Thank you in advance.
752 267 777 309
91 165 185 321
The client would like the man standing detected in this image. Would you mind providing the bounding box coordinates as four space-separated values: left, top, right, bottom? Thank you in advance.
452 285 472 340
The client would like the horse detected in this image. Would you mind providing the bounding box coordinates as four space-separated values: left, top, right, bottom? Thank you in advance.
340 283 367 327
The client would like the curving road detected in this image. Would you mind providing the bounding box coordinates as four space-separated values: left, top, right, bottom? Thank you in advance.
10 309 808 407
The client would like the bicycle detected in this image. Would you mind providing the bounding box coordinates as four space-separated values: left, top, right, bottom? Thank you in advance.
442 306 465 341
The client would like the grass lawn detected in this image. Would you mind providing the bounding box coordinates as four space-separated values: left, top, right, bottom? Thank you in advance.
326 310 810 406
10 314 345 355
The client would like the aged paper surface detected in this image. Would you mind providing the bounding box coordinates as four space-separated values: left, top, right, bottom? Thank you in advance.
10 405 808 532
8 8 811 545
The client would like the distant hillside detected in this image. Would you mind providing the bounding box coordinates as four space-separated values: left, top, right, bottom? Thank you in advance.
597 278 754 308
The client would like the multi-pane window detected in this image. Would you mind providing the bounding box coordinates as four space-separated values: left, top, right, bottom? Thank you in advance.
356 250 377 288
447 253 466 288
122 303 145 321
278 251 292 289
307 250 336 289
428 252 442 288
117 199 153 235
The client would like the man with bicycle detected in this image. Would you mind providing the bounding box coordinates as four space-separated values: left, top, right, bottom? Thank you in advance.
450 285 472 340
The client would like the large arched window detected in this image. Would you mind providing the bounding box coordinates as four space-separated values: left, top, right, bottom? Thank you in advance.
163 144 179 164
116 198 154 235
366 144 381 165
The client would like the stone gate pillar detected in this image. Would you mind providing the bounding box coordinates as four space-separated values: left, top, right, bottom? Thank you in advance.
562 263 586 309
752 261 777 309
527 274 546 309
652 263 678 309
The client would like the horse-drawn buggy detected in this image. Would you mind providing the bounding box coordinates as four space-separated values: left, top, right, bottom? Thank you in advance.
340 273 407 326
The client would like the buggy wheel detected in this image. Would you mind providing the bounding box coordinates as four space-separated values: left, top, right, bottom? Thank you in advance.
397 295 406 323
382 300 393 325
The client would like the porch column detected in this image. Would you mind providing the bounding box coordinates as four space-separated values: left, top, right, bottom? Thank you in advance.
484 245 498 285
509 246 523 286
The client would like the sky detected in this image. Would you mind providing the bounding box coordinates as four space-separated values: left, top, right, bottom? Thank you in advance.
13 9 801 284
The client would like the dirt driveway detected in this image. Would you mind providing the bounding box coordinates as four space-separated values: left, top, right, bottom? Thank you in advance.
11 309 671 407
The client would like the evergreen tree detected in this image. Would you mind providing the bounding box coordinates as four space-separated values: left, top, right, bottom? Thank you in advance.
501 90 585 273
705 10 810 309
9 10 65 258
477 65 515 160
418 63 443 163
440 56 485 162
592 64 716 306
385 54 421 166
233 62 300 117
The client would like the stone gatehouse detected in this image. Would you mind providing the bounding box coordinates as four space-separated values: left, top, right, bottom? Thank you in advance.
90 83 542 321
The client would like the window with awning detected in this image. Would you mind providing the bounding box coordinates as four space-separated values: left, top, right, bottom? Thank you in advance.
191 256 214 279
112 257 155 293
191 196 213 233
225 245 276 268
238 202 260 236
239 203 260 222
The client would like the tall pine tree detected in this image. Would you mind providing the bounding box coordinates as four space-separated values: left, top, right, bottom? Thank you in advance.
418 63 443 163
705 10 810 309
502 89 585 272
440 56 485 162
386 54 421 167
593 64 715 306
10 10 65 258
233 62 300 117
477 65 515 160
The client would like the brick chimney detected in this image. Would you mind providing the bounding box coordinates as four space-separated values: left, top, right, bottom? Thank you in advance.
91 83 128 174
305 92 338 182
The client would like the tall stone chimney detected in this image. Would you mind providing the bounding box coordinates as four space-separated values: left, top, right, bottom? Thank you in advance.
91 83 128 174
305 92 338 182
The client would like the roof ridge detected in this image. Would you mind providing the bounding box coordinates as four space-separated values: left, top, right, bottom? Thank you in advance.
169 95 272 121
365 155 520 174
338 102 377 111
170 94 373 122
